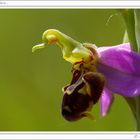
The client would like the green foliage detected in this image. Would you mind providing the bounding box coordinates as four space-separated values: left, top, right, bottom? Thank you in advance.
134 10 140 52
119 9 138 51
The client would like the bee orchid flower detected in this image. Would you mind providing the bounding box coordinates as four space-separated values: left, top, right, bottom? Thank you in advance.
32 29 140 121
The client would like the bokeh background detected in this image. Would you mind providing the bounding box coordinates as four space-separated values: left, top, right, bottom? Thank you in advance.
0 9 135 131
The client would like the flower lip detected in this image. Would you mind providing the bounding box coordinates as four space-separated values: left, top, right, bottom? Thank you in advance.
70 69 82 85
62 68 92 121
61 90 93 121
82 72 105 104
63 69 83 95
62 64 105 121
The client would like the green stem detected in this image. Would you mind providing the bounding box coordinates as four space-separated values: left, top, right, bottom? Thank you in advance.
124 97 137 120
124 96 140 130
119 9 140 130
119 9 138 51
135 97 140 130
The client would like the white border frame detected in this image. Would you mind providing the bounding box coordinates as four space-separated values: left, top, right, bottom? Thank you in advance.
0 1 140 8
0 132 139 139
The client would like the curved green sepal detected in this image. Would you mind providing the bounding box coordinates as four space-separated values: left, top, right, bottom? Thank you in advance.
123 31 129 43
33 29 92 63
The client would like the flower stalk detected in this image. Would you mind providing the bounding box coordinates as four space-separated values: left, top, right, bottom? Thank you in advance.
136 97 140 130
119 9 138 51
119 9 140 131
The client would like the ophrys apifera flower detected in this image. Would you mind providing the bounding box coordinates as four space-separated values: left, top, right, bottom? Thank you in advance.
32 29 140 121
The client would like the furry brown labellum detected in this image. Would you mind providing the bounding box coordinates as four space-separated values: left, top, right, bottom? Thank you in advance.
61 69 105 121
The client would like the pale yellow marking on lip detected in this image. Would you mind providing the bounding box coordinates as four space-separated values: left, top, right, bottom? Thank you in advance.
82 111 96 121
66 74 83 95
63 106 72 113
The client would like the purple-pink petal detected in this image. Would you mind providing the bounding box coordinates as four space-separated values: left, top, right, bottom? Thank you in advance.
97 43 140 76
97 43 140 97
98 63 140 96
100 87 114 117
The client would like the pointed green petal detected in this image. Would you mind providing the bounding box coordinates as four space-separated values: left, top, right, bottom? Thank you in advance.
123 30 129 43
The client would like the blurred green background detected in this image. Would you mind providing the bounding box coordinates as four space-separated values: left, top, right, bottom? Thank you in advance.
0 9 135 131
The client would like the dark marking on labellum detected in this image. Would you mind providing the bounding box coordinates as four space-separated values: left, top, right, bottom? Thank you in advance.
61 71 105 121
62 89 92 121
83 72 105 104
